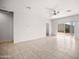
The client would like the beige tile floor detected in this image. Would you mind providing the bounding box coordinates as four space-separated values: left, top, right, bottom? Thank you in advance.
0 33 79 59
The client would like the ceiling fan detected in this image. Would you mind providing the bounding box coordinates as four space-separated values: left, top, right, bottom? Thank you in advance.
47 8 71 17
46 8 60 16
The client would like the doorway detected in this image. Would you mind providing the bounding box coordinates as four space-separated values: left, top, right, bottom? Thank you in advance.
0 9 13 43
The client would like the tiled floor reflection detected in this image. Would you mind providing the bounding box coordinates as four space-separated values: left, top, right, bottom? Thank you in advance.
56 33 75 51
0 33 79 59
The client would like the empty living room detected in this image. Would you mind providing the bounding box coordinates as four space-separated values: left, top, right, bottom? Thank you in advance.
0 0 79 59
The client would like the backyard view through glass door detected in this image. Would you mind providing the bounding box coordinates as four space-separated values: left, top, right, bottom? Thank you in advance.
57 21 75 39
56 21 76 50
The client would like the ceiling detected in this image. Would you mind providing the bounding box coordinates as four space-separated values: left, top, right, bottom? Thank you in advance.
0 0 79 19
25 0 79 19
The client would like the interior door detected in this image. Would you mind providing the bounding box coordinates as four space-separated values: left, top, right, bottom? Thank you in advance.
0 9 13 42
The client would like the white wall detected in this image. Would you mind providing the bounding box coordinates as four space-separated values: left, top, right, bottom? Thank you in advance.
51 14 79 39
0 0 49 43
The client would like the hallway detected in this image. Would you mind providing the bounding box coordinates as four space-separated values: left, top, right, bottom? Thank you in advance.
0 34 79 59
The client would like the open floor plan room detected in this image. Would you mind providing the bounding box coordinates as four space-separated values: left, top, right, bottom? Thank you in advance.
0 0 79 59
